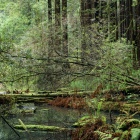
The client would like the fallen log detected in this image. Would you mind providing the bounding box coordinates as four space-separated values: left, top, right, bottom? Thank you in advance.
102 86 140 95
0 86 139 104
14 124 67 132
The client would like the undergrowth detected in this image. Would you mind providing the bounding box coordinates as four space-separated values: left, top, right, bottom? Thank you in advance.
48 95 86 109
72 118 112 140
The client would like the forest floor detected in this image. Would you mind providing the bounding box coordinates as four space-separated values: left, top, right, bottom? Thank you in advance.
0 85 140 140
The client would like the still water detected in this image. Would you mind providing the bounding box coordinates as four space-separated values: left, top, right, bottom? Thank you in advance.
0 104 83 140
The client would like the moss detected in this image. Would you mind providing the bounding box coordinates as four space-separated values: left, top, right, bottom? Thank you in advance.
14 124 66 131
73 115 93 127
21 110 34 114
73 115 106 127
93 100 140 113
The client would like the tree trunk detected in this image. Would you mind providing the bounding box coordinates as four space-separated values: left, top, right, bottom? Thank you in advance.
135 1 140 67
62 0 70 69
48 0 53 62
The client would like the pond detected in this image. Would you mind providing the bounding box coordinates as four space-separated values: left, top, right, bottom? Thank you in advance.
0 102 131 140
0 103 84 140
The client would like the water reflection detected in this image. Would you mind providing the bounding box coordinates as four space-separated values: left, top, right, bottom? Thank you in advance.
0 104 83 140
0 118 20 140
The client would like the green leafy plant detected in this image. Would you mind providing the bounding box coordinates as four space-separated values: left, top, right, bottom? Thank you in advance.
70 80 85 90
90 38 134 90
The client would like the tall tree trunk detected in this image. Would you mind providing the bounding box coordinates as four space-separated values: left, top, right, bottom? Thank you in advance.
115 1 118 40
117 0 121 40
135 1 140 67
48 0 53 62
55 0 61 52
80 0 93 63
62 0 70 69
107 0 111 38
81 0 86 63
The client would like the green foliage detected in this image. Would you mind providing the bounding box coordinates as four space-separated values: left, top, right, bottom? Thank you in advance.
70 80 85 90
95 131 112 140
70 78 98 90
131 128 140 140
120 130 129 140
73 115 106 127
0 0 139 91
132 0 138 6
86 97 105 118
97 101 102 117
0 15 28 43
90 39 134 89
0 0 36 90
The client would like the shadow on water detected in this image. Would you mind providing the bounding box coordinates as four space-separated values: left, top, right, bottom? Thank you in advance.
0 104 84 140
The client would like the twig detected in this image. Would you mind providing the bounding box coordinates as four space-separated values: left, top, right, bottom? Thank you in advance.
1 115 20 138
109 109 113 124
